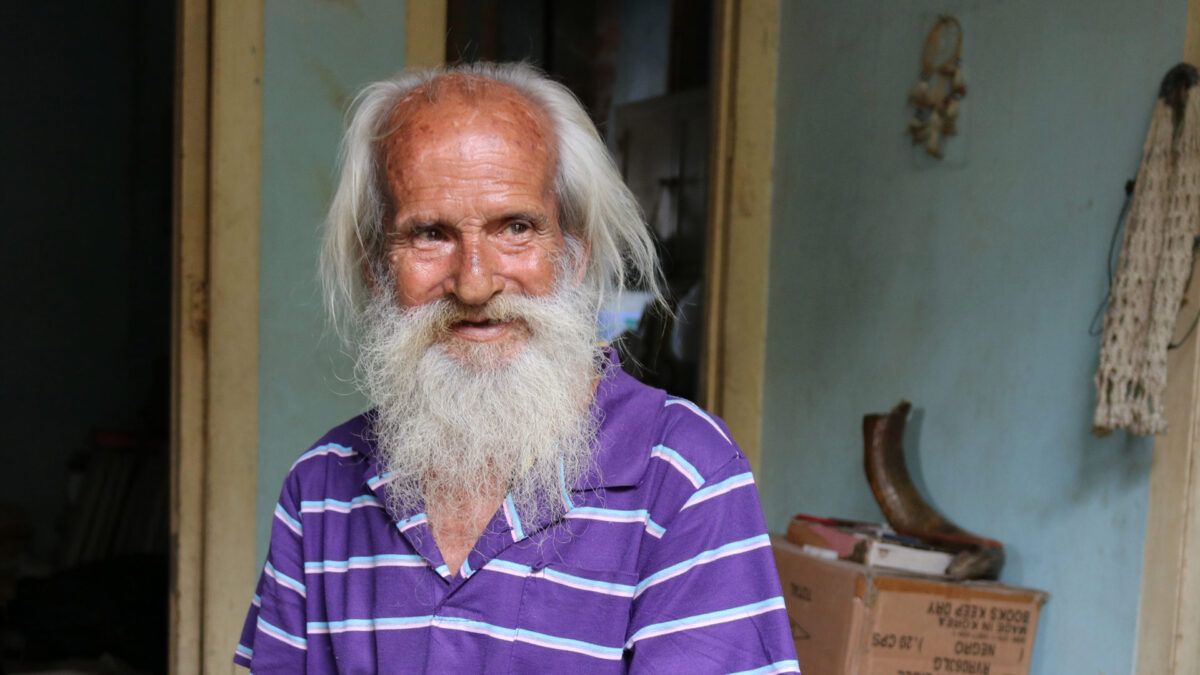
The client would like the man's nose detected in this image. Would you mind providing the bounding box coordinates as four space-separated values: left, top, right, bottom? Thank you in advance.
450 236 503 305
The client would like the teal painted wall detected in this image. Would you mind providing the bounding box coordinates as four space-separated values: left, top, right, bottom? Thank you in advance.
258 1 407 560
760 2 1185 673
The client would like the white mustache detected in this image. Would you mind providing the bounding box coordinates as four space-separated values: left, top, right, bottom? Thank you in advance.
415 292 574 327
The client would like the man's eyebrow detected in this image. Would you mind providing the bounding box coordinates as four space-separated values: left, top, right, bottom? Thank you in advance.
389 211 551 234
391 217 444 233
501 211 550 225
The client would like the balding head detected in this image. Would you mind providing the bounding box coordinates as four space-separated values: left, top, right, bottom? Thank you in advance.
379 75 559 243
384 73 555 151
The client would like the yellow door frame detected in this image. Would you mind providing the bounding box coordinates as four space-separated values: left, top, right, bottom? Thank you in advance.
701 0 779 476
171 1 262 672
1135 4 1200 671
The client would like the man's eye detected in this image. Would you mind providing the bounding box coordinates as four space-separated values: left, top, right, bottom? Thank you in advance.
507 221 532 235
414 226 444 242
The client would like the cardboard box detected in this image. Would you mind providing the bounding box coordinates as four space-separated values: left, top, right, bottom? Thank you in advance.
772 534 1048 675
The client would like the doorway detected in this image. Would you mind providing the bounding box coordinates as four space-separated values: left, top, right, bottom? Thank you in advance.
0 2 174 672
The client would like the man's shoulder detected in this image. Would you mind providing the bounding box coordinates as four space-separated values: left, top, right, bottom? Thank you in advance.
285 411 376 478
270 412 381 509
311 412 373 450
651 395 745 481
599 364 745 486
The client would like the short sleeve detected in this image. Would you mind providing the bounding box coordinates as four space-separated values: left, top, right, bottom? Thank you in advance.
625 454 800 674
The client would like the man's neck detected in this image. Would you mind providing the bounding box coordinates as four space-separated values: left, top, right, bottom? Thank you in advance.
427 487 506 577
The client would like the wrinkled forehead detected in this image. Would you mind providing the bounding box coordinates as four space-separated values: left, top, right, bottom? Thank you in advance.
380 74 556 178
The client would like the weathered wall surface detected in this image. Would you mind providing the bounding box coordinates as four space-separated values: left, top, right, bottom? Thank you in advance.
258 0 407 559
760 2 1186 672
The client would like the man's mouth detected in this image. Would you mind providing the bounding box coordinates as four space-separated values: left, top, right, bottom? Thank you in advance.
447 317 520 343
455 319 504 327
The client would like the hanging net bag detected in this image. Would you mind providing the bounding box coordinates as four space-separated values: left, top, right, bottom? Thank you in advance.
1094 67 1200 436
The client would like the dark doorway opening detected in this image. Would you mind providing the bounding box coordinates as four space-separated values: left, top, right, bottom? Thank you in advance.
0 2 173 673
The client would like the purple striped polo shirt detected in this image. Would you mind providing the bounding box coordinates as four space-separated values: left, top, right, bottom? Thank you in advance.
235 356 800 673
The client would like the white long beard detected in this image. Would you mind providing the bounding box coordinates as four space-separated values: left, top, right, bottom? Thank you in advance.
356 283 604 527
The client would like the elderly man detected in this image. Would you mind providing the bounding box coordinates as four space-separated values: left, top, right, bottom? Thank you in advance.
235 63 798 673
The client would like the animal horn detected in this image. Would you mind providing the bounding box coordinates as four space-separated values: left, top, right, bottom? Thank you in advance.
863 400 1004 579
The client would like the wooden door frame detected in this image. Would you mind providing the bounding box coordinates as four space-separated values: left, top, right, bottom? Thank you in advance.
1135 3 1200 671
700 0 779 476
169 0 208 669
171 1 263 673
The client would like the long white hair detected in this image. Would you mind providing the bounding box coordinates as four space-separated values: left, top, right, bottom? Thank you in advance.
320 62 661 335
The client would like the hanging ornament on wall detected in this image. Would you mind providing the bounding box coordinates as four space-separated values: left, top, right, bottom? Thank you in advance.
1093 63 1200 436
907 16 966 159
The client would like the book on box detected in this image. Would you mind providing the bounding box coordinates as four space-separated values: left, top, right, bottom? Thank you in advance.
787 513 956 577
